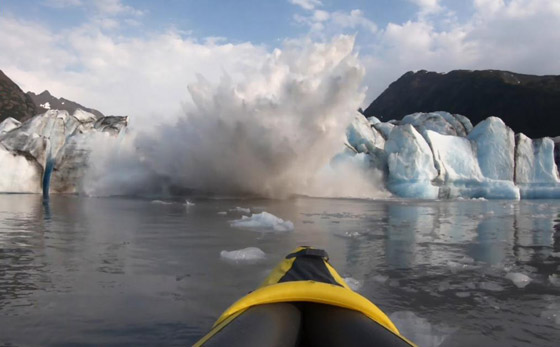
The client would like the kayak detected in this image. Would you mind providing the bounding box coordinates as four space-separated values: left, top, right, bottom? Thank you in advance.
194 246 416 346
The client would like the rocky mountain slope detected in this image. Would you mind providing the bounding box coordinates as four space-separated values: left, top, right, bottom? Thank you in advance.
27 90 104 118
0 70 37 123
363 70 560 138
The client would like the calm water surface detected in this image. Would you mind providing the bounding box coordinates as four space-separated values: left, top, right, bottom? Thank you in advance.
0 195 559 346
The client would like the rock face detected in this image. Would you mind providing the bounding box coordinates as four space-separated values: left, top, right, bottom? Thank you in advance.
27 90 105 119
0 70 37 123
364 70 560 138
342 111 559 199
0 109 127 196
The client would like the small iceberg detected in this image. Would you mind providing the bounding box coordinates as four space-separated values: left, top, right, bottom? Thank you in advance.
230 211 294 232
505 272 531 288
389 311 453 347
478 281 504 292
151 200 173 205
343 277 362 291
548 274 560 287
229 206 251 214
184 200 195 207
220 247 266 262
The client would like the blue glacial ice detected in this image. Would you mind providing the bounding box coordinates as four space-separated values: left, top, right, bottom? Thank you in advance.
343 112 560 199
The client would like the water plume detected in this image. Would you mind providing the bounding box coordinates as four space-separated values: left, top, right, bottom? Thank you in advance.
85 36 373 198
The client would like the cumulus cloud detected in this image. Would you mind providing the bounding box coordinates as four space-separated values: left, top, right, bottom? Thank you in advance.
43 0 83 8
2 0 560 115
294 8 377 36
360 0 560 105
92 0 144 17
0 16 266 122
409 0 443 15
289 0 322 11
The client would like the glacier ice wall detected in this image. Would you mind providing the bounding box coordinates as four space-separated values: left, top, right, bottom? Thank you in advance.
0 110 127 196
343 111 559 199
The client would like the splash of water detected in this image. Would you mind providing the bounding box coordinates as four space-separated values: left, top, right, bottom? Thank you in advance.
85 36 383 198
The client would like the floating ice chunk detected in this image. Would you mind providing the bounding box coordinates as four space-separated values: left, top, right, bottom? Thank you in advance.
184 200 195 207
372 275 389 284
151 200 173 205
229 206 250 214
455 292 470 298
217 211 227 215
390 311 452 347
479 282 504 291
220 247 266 262
438 281 450 292
344 277 362 291
550 252 560 258
505 272 531 288
549 274 560 287
230 212 294 231
541 303 560 325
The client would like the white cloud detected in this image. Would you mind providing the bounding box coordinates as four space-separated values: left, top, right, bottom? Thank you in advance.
331 9 377 33
359 0 560 106
294 8 377 36
43 0 83 8
289 0 322 11
92 0 144 17
409 0 443 14
0 16 266 122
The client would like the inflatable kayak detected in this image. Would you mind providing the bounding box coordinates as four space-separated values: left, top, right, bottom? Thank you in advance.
194 246 415 346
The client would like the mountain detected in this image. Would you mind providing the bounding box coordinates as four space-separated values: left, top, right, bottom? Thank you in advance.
363 70 560 138
27 90 105 118
0 69 37 123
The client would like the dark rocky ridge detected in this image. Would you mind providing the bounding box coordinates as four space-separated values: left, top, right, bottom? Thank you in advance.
0 69 37 123
27 90 104 119
1 69 105 124
364 70 560 138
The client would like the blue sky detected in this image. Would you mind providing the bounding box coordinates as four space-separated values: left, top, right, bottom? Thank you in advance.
1 0 559 118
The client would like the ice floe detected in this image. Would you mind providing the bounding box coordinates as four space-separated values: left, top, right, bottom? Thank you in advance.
230 211 294 231
390 311 453 347
151 200 173 205
343 277 362 291
505 272 532 288
229 206 251 214
220 247 266 262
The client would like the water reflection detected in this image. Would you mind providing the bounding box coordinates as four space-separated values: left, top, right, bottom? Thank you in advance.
378 200 560 272
0 195 559 346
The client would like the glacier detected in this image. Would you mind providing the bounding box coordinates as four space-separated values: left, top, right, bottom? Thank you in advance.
0 109 127 197
1 106 559 200
341 111 560 199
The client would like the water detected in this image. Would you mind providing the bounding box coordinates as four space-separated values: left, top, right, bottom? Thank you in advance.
1 195 559 346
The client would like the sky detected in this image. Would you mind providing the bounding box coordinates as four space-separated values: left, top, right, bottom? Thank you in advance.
1 0 559 119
